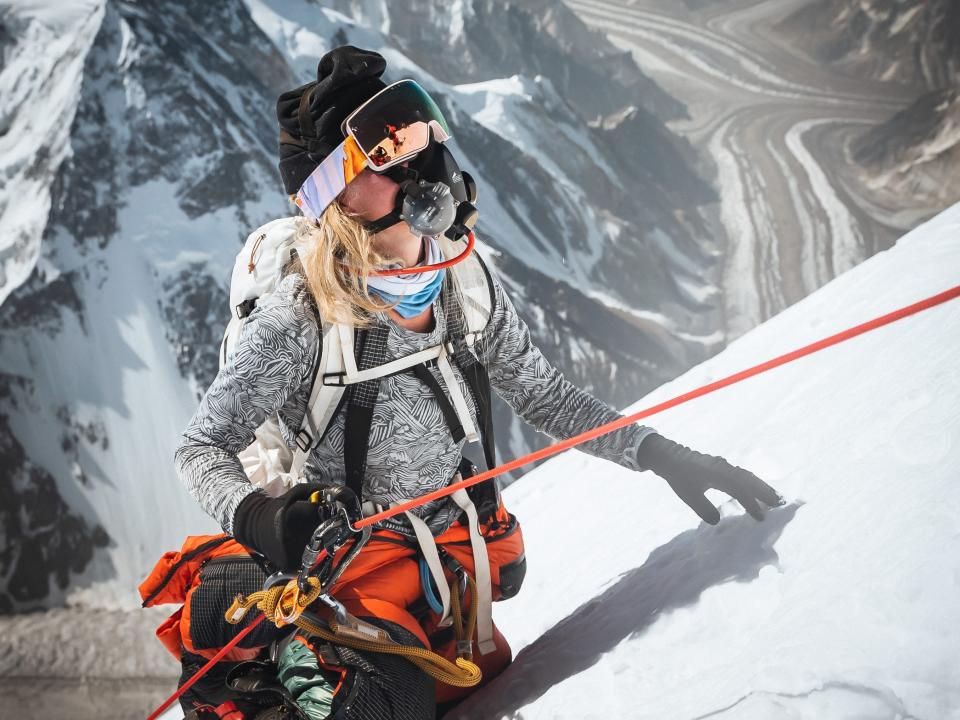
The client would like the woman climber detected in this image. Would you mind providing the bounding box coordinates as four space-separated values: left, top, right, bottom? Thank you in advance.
157 45 784 720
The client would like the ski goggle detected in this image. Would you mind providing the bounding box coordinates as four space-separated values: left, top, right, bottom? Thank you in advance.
293 134 369 223
340 79 451 171
295 79 452 222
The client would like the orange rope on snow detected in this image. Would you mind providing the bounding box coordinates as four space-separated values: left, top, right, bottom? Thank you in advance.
358 283 960 529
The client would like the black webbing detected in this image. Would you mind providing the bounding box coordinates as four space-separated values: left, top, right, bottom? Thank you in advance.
342 327 389 500
441 273 497 471
460 358 496 470
411 363 466 443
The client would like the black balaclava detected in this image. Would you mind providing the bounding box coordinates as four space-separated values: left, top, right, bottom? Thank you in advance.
276 45 387 196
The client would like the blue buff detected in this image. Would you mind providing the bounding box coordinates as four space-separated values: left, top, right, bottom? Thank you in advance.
369 269 446 318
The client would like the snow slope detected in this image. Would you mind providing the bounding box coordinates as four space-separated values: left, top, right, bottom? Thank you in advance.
449 202 960 719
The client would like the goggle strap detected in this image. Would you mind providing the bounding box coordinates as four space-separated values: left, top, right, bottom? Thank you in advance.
364 193 406 234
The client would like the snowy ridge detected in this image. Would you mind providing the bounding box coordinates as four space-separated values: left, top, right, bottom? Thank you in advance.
449 203 960 719
0 0 105 306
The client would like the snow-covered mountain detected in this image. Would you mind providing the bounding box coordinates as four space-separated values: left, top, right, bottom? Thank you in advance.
450 201 960 719
776 0 959 89
777 0 960 219
5 200 957 720
0 0 720 612
853 87 960 220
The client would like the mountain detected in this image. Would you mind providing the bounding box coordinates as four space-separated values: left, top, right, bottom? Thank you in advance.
852 87 960 220
0 0 719 611
313 0 688 125
777 0 960 219
451 202 960 719
776 0 960 89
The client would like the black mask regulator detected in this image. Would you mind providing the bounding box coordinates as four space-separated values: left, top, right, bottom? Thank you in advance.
364 142 478 241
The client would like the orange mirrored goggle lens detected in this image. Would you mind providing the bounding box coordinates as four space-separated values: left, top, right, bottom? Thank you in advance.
342 80 452 171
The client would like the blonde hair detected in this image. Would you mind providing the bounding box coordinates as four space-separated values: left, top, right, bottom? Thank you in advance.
287 200 398 326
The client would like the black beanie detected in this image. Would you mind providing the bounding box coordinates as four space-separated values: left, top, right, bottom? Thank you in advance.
276 45 387 195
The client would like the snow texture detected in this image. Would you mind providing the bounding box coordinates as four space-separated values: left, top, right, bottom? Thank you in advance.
448 202 960 719
0 0 105 306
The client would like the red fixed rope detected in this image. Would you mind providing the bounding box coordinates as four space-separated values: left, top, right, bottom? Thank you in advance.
358 283 960 529
146 615 265 720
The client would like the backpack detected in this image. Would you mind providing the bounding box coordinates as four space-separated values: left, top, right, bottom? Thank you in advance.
219 217 498 504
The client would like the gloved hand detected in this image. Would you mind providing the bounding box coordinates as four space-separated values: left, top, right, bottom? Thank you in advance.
636 433 784 524
232 483 326 572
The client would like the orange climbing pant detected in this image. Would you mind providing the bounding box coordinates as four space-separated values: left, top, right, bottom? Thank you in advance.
140 500 526 704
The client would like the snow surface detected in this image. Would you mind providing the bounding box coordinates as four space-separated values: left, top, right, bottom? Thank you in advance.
449 203 960 719
0 0 105 305
153 203 960 719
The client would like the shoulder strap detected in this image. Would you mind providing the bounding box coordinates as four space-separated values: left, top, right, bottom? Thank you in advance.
342 326 390 499
441 264 497 471
292 246 498 490
289 313 341 480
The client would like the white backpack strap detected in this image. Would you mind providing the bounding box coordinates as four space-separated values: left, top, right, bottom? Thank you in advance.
441 237 494 336
436 348 480 443
450 488 495 656
337 323 359 378
323 342 450 386
219 314 245 369
405 507 453 628
289 321 345 480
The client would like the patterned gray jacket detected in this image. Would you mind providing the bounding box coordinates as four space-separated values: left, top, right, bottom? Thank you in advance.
174 264 658 537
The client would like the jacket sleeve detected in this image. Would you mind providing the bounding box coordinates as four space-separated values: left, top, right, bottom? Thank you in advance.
472 268 658 472
174 273 320 534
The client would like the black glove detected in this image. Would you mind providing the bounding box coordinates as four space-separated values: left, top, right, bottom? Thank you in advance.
636 433 784 524
232 484 326 572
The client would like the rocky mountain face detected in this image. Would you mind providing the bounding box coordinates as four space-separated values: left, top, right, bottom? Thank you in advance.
338 0 689 124
0 0 720 610
777 0 960 89
852 87 960 215
778 0 960 216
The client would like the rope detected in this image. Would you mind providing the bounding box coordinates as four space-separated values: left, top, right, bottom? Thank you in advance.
225 578 482 688
358 283 960 529
225 576 324 628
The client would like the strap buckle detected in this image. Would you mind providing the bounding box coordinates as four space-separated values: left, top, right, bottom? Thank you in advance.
361 500 387 518
295 429 313 452
322 372 347 386
235 298 257 319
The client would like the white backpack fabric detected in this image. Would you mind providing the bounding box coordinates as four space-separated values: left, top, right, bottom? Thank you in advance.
219 216 494 497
